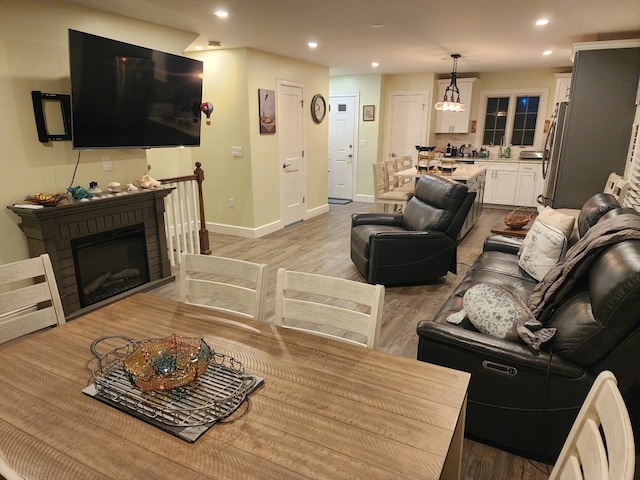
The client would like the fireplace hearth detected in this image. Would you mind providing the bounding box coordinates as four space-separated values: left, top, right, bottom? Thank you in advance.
9 188 174 318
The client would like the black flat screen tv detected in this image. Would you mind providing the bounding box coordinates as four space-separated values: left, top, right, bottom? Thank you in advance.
68 29 203 149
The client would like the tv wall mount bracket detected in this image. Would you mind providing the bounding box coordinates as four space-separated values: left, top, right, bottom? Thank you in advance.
31 90 72 142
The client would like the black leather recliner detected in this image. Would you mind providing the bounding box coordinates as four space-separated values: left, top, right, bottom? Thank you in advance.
351 174 476 285
416 194 640 462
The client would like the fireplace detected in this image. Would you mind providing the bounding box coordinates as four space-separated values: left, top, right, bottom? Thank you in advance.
9 188 173 318
72 224 150 308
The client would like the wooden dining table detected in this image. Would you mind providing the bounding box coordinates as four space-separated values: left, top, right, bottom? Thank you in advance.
0 293 470 480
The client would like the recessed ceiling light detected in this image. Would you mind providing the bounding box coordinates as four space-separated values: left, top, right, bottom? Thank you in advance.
214 10 229 18
543 50 553 56
308 42 318 49
194 46 203 51
536 18 549 26
371 62 379 68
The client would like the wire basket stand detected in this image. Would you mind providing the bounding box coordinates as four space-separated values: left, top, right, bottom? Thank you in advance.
90 335 256 427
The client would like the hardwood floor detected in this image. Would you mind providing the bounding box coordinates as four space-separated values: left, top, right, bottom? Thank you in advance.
148 201 552 479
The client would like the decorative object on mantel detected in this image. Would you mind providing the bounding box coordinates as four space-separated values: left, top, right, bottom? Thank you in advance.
68 185 91 200
107 182 121 193
136 174 161 189
504 207 537 229
88 181 102 196
24 191 69 205
434 54 466 112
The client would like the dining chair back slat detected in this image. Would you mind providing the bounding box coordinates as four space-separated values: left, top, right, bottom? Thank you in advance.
179 253 268 321
0 254 65 345
274 268 384 348
549 370 635 480
372 162 411 213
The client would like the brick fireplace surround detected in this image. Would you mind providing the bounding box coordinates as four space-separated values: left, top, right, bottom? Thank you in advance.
8 188 174 319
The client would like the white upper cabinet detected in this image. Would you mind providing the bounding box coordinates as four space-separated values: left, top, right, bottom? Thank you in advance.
553 73 572 105
434 78 477 133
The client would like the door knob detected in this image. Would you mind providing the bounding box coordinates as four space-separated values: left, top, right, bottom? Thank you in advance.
347 154 353 158
282 163 291 169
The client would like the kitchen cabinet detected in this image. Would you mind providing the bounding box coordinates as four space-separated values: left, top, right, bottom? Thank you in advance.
434 78 477 133
458 168 485 239
515 163 543 207
553 73 572 105
476 161 518 204
476 161 542 206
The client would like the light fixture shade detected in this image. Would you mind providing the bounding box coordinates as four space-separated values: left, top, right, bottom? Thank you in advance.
435 54 466 112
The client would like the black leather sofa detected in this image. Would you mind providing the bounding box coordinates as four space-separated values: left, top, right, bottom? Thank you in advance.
351 174 476 285
416 193 640 462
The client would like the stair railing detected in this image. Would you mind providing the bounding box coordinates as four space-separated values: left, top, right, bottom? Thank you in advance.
158 162 211 266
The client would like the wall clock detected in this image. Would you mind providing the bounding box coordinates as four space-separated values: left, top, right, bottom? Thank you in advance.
311 94 326 124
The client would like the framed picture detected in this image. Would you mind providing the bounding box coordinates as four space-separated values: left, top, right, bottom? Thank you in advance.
258 88 276 134
363 105 375 122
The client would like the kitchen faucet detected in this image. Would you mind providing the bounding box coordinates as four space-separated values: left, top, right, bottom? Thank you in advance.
499 136 506 158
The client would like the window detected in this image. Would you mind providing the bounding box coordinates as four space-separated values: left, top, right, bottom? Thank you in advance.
476 88 548 150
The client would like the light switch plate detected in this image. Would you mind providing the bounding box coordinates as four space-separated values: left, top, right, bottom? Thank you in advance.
232 146 243 157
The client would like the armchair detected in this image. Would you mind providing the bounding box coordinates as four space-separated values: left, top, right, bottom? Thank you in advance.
351 174 476 285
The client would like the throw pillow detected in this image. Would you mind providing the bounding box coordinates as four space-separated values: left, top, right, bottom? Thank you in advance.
518 215 569 281
446 283 555 350
537 206 575 239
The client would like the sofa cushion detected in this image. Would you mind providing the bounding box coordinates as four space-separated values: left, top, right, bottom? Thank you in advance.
518 217 568 281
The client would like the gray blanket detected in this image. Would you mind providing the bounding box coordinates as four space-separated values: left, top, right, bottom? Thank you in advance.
527 213 640 318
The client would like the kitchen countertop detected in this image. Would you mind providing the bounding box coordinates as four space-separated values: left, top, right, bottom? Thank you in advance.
396 164 486 183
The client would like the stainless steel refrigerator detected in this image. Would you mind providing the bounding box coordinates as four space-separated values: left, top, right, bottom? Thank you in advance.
539 46 640 209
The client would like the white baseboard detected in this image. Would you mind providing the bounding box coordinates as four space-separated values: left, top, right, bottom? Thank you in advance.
206 203 330 239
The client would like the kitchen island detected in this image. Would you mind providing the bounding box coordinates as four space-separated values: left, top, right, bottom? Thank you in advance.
395 164 486 238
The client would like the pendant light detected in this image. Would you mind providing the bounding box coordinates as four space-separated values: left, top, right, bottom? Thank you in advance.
434 54 466 112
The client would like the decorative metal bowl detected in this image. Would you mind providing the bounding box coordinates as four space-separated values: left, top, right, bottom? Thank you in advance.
118 334 213 392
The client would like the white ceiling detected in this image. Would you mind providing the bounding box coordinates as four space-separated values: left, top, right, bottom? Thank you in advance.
68 0 640 75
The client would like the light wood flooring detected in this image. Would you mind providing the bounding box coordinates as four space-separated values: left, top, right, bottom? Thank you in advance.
148 201 552 480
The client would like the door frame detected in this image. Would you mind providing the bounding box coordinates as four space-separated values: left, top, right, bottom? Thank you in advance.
328 91 359 201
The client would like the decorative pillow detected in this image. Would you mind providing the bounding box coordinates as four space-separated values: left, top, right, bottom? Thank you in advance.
518 214 570 281
537 207 575 239
447 283 555 350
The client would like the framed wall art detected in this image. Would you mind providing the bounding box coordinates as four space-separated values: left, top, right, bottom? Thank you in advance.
258 89 276 134
363 105 375 122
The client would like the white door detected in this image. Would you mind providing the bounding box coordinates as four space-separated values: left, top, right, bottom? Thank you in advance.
386 91 429 162
278 82 305 226
328 94 357 199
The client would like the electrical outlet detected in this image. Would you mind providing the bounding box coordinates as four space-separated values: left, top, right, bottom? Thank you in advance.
102 157 113 171
228 198 235 208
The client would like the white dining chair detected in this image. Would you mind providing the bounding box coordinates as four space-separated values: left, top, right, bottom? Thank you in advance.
372 162 411 213
549 370 635 480
0 253 66 345
274 268 384 349
179 253 268 322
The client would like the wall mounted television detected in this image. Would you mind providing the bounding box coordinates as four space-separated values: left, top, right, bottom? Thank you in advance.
68 29 203 149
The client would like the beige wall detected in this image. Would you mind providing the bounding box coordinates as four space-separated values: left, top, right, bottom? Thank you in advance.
0 0 198 264
1 0 330 265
